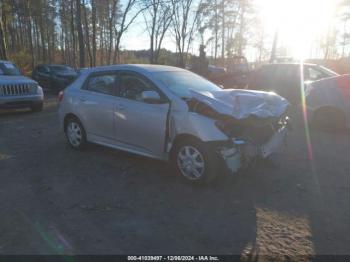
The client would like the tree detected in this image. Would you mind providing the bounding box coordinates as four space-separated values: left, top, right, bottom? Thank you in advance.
0 1 8 60
76 0 85 67
142 0 173 64
113 0 146 63
171 0 201 67
91 0 97 66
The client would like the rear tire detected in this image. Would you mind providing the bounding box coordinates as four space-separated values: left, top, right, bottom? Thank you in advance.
311 107 346 132
65 116 87 150
172 138 220 184
31 102 43 112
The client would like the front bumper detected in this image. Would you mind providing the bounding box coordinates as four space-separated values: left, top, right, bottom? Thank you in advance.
0 94 44 109
220 124 289 174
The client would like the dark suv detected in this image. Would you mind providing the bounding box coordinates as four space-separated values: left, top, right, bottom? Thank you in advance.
32 65 78 93
248 63 338 104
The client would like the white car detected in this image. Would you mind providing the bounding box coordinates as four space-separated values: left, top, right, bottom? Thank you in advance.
59 64 290 183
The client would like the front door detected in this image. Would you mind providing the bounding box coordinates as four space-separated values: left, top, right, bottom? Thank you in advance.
114 71 169 158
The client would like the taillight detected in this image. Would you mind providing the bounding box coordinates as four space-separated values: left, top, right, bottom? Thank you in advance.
58 91 64 102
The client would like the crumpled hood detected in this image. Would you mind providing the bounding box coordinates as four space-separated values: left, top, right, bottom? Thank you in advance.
190 89 289 119
0 75 38 85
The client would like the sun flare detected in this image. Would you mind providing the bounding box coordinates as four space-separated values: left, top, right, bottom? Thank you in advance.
256 0 339 59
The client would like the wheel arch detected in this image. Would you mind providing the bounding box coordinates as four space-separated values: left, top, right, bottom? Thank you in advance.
169 134 203 159
63 113 82 131
311 105 347 130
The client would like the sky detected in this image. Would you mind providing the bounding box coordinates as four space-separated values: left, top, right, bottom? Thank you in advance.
121 0 343 61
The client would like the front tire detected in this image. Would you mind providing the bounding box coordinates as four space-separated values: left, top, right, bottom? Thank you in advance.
172 138 220 184
65 117 87 150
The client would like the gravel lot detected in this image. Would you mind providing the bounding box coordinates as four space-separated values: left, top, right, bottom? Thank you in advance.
1 94 350 259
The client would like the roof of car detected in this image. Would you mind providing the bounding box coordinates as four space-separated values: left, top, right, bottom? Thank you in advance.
85 64 186 74
37 64 72 67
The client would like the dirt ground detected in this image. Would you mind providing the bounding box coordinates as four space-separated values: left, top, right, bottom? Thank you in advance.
0 94 350 259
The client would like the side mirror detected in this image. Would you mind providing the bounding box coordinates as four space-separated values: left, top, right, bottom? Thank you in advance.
141 90 162 104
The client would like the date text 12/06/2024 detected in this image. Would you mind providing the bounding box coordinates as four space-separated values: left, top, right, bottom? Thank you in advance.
127 256 220 261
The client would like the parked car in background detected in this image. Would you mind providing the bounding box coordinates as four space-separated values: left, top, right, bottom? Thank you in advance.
306 74 350 130
0 60 44 112
248 63 338 104
32 64 78 93
59 64 290 184
208 56 250 89
208 65 227 76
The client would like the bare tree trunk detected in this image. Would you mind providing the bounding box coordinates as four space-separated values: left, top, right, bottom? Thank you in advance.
108 0 117 64
221 0 225 61
0 5 7 60
237 1 245 56
214 0 218 62
76 0 85 67
100 24 104 65
91 0 97 66
70 0 76 66
83 0 92 67
26 0 35 68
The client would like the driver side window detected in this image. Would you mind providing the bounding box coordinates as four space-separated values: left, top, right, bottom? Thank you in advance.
119 72 160 103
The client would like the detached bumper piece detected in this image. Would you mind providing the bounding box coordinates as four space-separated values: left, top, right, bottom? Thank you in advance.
220 123 289 175
260 125 288 158
220 147 241 174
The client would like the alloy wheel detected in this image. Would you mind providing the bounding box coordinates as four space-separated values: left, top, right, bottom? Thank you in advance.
67 121 83 147
177 146 205 180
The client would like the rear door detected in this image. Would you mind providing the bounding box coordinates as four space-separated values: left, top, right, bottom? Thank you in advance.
76 72 118 140
113 71 170 158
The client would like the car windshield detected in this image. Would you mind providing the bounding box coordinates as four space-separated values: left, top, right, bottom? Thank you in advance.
154 71 221 98
49 65 76 73
317 66 339 77
304 65 339 81
0 62 22 76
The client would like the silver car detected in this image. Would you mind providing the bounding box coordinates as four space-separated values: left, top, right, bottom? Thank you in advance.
306 74 350 130
0 60 44 112
59 65 290 183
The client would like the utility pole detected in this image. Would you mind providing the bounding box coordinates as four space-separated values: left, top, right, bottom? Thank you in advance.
270 29 278 63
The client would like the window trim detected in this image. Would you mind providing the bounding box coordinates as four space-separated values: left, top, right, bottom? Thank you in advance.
82 70 119 97
116 70 170 104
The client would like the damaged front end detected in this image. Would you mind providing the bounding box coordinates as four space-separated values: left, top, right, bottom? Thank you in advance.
216 115 291 174
187 89 291 174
